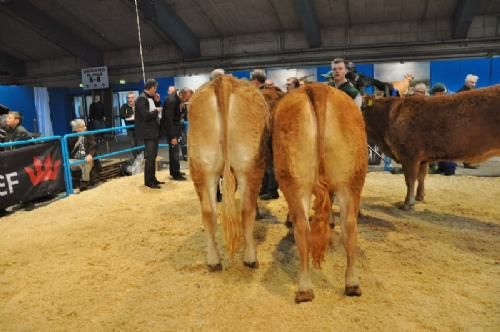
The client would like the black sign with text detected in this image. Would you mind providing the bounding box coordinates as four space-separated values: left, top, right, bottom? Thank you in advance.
0 141 65 209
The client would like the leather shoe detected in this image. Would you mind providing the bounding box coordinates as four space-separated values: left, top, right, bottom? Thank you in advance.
146 183 161 189
22 202 35 211
172 175 187 181
153 180 166 184
463 163 479 169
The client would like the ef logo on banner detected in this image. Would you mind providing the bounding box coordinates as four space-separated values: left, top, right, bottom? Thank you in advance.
0 172 19 196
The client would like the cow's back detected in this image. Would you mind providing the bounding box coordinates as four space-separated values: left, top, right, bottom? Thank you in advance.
273 84 367 195
189 77 269 181
383 86 500 162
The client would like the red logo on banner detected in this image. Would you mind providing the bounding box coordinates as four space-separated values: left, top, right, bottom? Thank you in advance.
24 155 61 186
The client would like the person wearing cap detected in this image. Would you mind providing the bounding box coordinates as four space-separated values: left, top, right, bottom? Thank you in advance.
430 82 447 96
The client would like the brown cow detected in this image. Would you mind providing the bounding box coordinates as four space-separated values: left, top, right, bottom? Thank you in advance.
363 85 500 210
273 84 368 303
188 76 270 270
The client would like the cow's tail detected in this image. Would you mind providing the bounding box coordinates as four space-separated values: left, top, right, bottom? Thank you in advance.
305 86 332 268
214 77 241 258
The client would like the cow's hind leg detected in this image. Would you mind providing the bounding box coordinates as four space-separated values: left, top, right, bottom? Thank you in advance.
401 160 420 210
196 175 222 271
337 187 361 296
329 192 336 228
289 193 314 303
236 173 259 268
416 161 428 201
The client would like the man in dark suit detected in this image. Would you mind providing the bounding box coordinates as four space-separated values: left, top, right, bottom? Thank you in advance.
162 86 186 181
135 79 164 189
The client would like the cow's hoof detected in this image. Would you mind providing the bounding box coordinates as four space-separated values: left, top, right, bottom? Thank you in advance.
207 263 222 272
243 261 259 269
345 285 362 297
295 290 315 303
415 195 424 201
399 203 414 211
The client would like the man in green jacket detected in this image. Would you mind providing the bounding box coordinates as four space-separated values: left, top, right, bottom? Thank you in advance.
328 58 362 109
4 111 30 150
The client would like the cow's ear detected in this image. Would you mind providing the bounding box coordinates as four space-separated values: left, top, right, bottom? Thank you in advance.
363 96 374 108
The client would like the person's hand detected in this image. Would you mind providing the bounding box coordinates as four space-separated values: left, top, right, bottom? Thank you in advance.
170 138 178 145
154 93 161 102
85 154 93 163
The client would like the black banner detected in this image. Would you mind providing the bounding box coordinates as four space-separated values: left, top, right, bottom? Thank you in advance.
0 141 65 209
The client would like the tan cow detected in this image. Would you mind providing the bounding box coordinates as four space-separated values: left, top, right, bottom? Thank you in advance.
273 84 368 303
392 74 414 96
188 76 269 270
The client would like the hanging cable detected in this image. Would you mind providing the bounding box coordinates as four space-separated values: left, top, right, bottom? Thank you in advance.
134 0 146 83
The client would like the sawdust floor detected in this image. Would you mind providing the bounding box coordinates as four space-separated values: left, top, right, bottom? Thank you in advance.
0 171 499 331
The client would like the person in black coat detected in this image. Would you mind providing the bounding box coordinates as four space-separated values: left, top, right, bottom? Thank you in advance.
3 111 30 151
161 86 186 181
89 95 106 143
135 78 164 189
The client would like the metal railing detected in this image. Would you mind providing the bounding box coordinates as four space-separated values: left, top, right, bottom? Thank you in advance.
62 124 145 195
0 135 62 149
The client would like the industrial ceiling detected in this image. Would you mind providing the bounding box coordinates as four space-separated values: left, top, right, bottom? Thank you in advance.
0 0 499 87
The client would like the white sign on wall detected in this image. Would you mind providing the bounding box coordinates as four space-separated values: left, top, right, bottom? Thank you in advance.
81 66 109 90
174 74 210 91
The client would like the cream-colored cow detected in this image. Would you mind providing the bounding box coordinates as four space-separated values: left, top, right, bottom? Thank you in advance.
392 74 414 96
188 75 269 270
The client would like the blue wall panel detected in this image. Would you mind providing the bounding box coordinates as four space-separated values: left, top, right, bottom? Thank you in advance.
0 85 36 132
430 58 491 93
48 88 73 136
316 65 330 82
155 77 175 94
230 70 251 79
490 56 500 85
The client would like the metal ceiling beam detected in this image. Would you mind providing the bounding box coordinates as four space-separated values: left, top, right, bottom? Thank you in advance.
0 0 103 65
453 0 480 39
136 0 200 58
345 0 352 27
295 0 321 48
4 37 500 87
0 51 24 76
